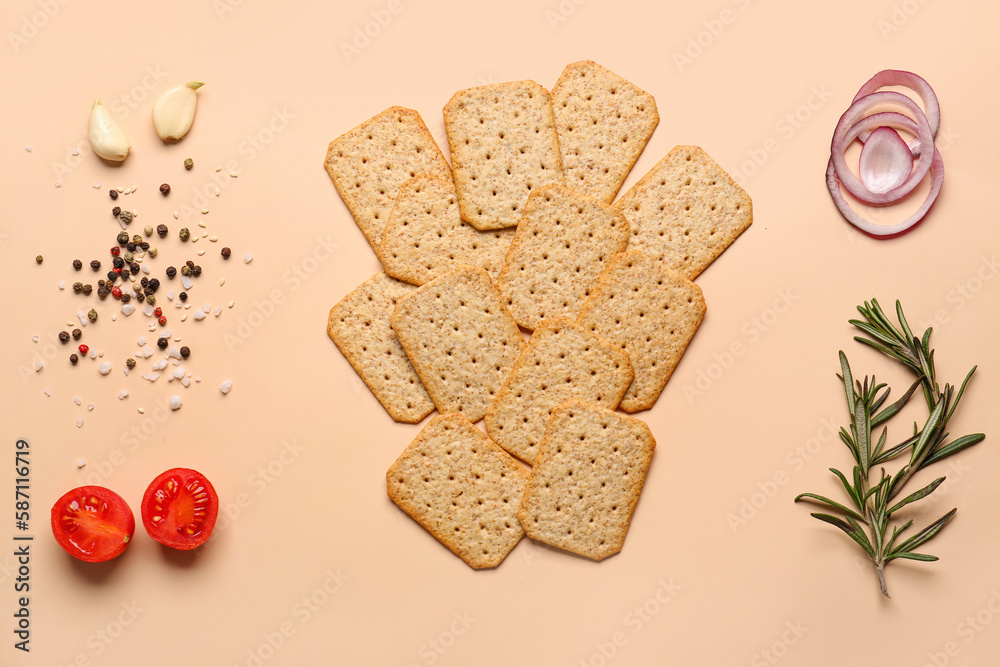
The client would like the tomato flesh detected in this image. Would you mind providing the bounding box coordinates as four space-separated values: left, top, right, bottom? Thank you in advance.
51 486 135 563
141 468 218 549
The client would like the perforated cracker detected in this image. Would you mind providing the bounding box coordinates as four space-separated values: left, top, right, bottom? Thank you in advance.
496 184 629 331
443 80 565 230
325 106 452 250
614 145 752 280
517 400 655 561
577 251 706 412
551 60 659 204
390 265 525 423
327 272 435 423
484 318 633 465
387 414 529 569
378 174 515 286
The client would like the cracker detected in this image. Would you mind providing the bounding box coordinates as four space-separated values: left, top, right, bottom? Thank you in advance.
443 80 565 230
390 266 525 422
326 272 435 423
577 251 706 412
387 414 529 569
517 400 655 561
551 60 659 204
378 174 515 286
496 184 629 331
614 145 752 280
484 318 633 465
324 106 452 251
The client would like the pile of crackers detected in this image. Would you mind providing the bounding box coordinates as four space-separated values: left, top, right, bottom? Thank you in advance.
325 61 752 568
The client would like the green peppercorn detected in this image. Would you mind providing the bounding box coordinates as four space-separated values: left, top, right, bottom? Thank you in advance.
58 331 70 344
125 358 136 369
119 210 133 224
183 158 193 170
87 309 98 322
179 228 191 242
72 282 83 293
131 234 142 245
123 252 134 264
117 231 129 245
35 255 43 264
145 294 156 306
180 265 192 277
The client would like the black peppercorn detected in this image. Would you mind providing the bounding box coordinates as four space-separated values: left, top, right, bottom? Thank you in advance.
140 277 149 287
156 224 168 238
72 259 83 270
136 291 145 303
120 269 130 281
97 286 109 300
58 331 70 344
70 353 79 365
165 266 177 278
120 293 131 303
143 287 153 297
221 247 231 259
109 189 118 200
159 183 170 195
112 206 121 217
90 260 101 271
179 228 190 242
179 291 188 302
148 278 160 292
180 346 190 359
82 284 93 296
126 242 136 252
185 260 195 269
72 328 82 340
130 263 140 274
107 270 117 282
112 257 124 269
192 265 202 277
140 242 149 251
157 337 169 349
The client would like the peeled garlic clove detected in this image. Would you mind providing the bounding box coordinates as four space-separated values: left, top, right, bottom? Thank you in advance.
89 99 130 162
153 81 204 141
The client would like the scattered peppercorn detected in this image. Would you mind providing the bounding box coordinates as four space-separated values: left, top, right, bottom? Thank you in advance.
35 255 43 264
132 234 142 245
145 294 156 306
119 210 133 224
159 183 170 195
192 265 202 277
78 344 89 355
221 247 232 259
140 241 150 251
185 260 195 268
126 242 137 252
136 292 145 303
179 228 191 242
180 265 192 277
148 247 158 258
70 353 79 365
110 246 120 257
130 262 140 274
144 225 154 237
107 270 118 282
179 346 190 359
123 251 134 263
165 266 177 278
179 291 188 301
120 293 131 303
97 286 109 300
73 259 83 270
58 331 70 344
72 282 83 293
140 277 149 287
120 269 130 281
72 328 82 340
157 337 168 349
117 231 129 245
87 309 98 322
158 316 166 326
153 307 162 317
184 158 193 170
125 358 136 369
156 224 168 238
148 278 160 292
109 189 119 200
90 260 101 271
82 284 93 296
112 206 122 217
113 257 124 269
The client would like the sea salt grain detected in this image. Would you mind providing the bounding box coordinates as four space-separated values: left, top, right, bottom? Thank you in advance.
76 417 83 428
220 380 233 395
244 253 253 264
87 404 95 411
169 395 182 411
121 303 136 316
98 362 111 375
77 458 86 468
118 390 129 400
182 276 193 289
74 396 82 406
192 309 207 321
35 360 43 372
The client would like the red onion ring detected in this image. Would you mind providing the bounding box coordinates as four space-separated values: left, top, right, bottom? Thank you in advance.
831 92 933 205
826 146 943 237
852 69 940 154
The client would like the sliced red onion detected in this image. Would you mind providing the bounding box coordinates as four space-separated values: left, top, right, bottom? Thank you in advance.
859 126 913 194
852 69 939 154
831 92 933 205
826 147 943 237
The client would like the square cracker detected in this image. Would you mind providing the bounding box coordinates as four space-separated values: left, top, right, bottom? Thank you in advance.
496 184 629 331
517 400 655 561
551 60 659 204
325 106 452 251
484 318 633 465
327 272 435 423
387 414 529 569
390 265 525 423
614 145 752 280
378 174 515 286
577 251 706 412
444 80 565 230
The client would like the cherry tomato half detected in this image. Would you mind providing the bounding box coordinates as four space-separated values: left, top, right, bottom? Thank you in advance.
50 486 135 563
141 468 219 550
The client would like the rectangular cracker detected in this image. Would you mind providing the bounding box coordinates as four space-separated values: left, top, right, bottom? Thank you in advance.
378 174 515 286
517 400 655 561
390 265 525 423
327 272 436 423
551 60 659 204
444 80 565 230
614 145 752 280
484 318 633 465
496 184 629 331
576 251 706 413
387 414 529 569
324 106 453 251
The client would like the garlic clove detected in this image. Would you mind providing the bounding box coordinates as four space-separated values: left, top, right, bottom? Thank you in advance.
152 81 204 142
89 99 130 162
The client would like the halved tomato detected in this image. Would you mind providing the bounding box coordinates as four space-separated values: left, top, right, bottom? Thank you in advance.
141 468 219 550
51 486 135 563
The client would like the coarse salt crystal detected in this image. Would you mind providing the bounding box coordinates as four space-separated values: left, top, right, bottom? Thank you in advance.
35 360 43 372
169 395 182 410
99 362 111 375
111 314 116 321
143 304 155 317
173 211 179 219
173 368 185 379
121 303 136 316
142 346 154 358
87 403 94 411
76 417 84 428
74 396 82 405
167 291 175 300
31 335 38 342
58 281 65 290
220 380 233 394
197 249 205 256
244 253 253 264
214 307 222 317
142 265 150 274
137 336 146 346
137 408 144 414
89 348 97 359
54 181 62 188
181 276 193 289
43 389 51 397
118 390 129 400
77 458 86 468
192 309 207 321
25 145 31 152
180 376 191 388
77 311 88 326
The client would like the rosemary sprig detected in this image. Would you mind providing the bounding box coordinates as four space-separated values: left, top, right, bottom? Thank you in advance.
795 299 985 597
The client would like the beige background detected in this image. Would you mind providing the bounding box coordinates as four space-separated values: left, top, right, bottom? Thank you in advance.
3 0 1000 665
